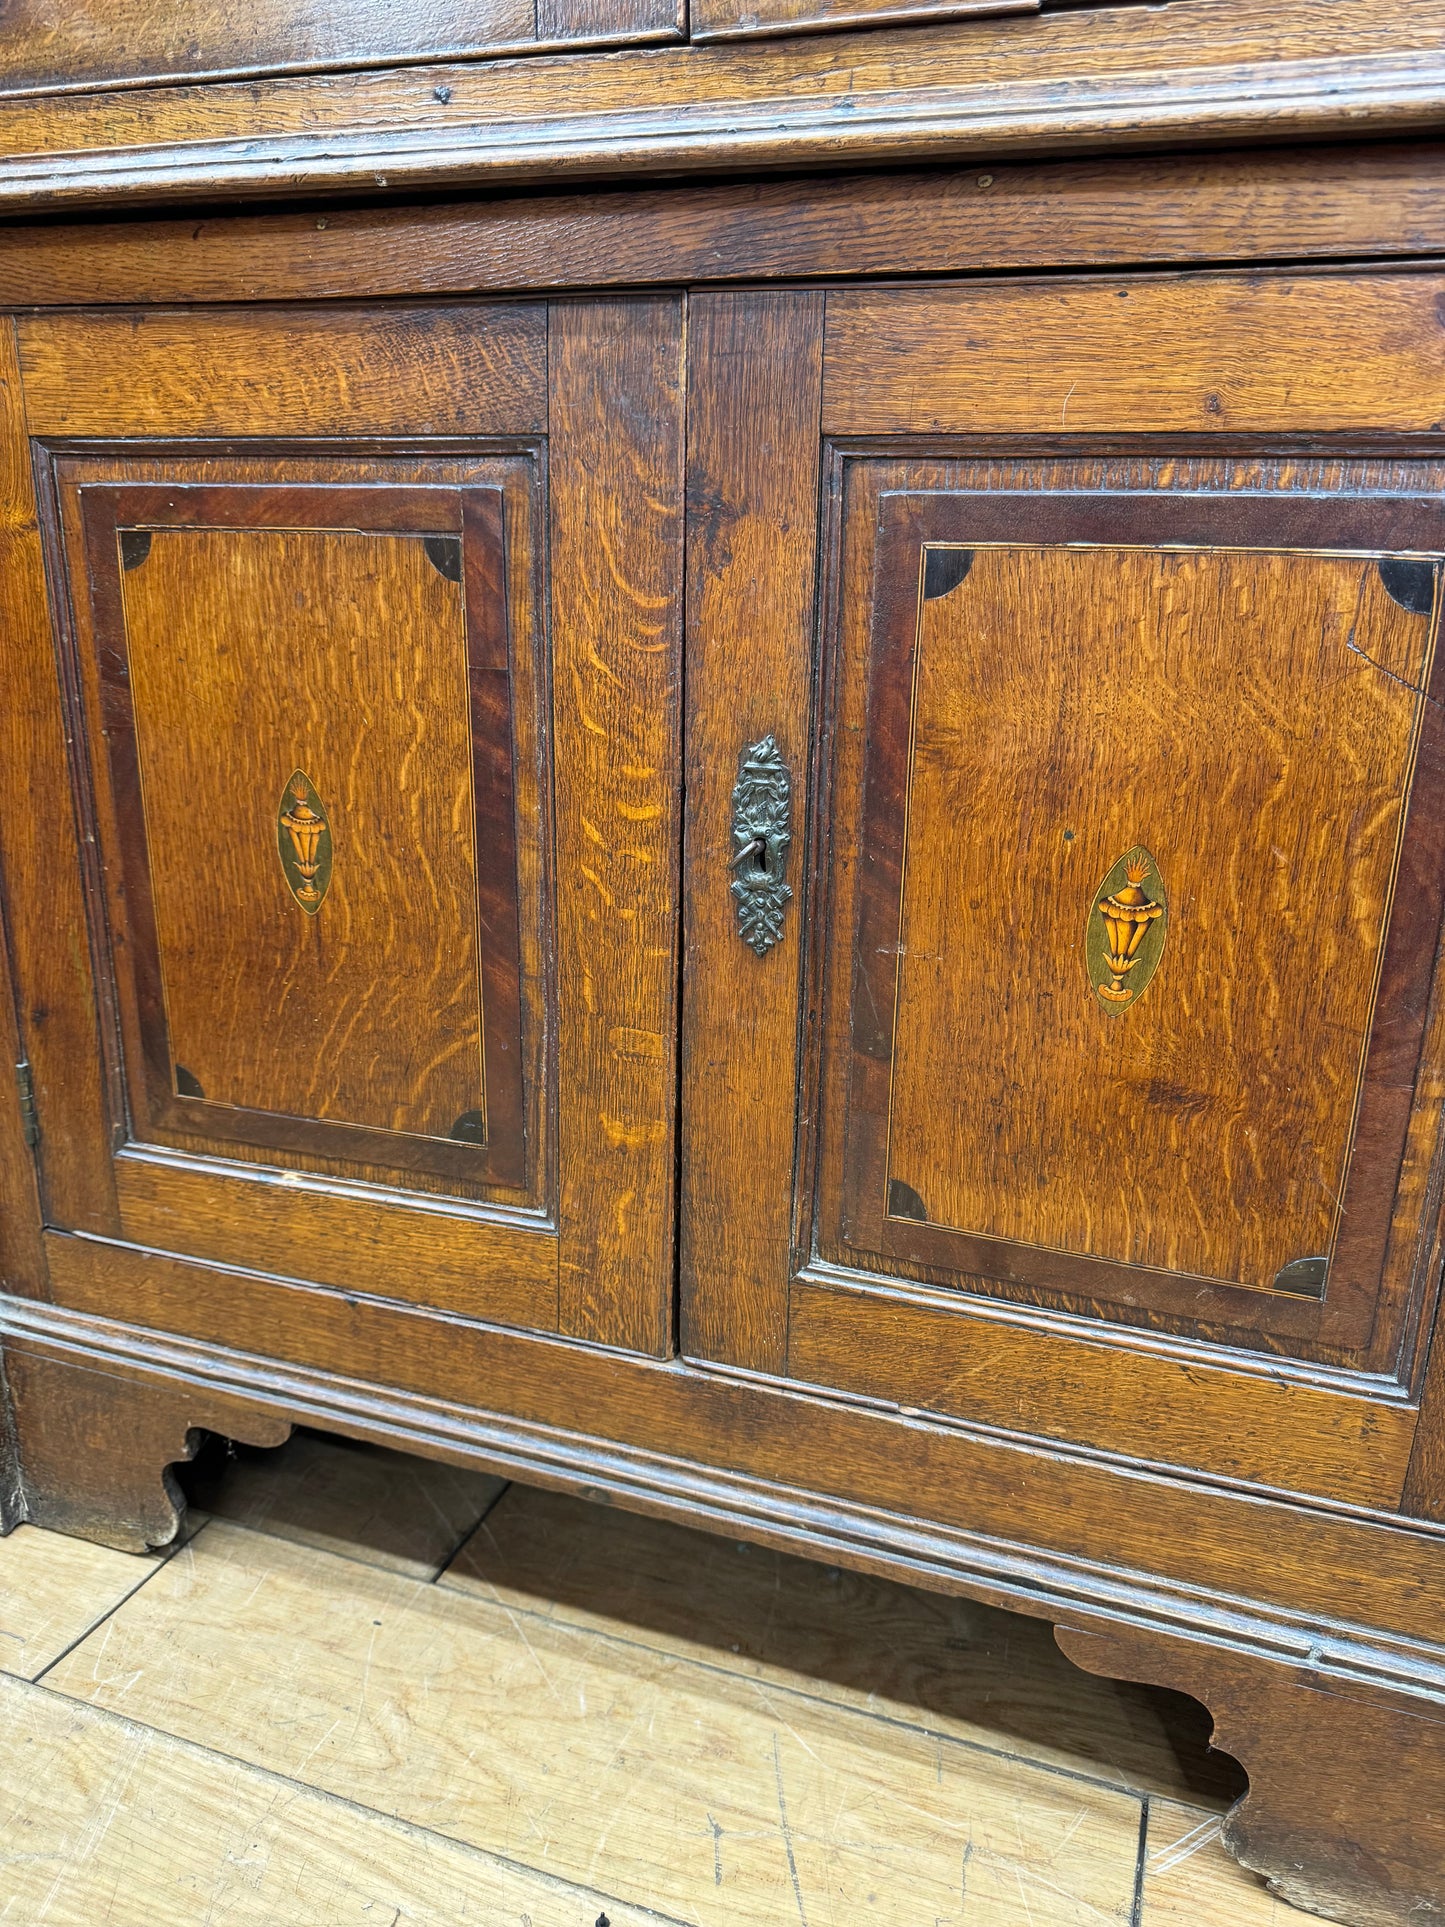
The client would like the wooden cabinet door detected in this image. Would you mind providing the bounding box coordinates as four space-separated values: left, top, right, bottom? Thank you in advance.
1 298 682 1355
681 274 1445 1505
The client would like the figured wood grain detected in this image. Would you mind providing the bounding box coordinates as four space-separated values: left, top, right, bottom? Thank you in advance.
115 522 491 1144
0 1672 672 1927
680 292 823 1374
34 1239 1445 1659
0 0 532 97
44 1518 1146 1926
46 444 551 1217
0 0 1437 211
549 298 683 1355
113 1153 558 1329
788 1277 1413 1506
441 1480 1223 1800
538 0 683 42
70 481 531 1191
823 272 1445 435
16 303 546 439
4 145 1444 309
0 321 117 1242
872 544 1430 1297
812 445 1445 1373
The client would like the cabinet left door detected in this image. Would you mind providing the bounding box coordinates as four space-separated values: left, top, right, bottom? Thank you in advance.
0 298 683 1355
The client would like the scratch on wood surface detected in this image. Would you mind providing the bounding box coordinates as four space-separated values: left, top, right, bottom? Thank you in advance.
1148 1813 1222 1875
707 1811 724 1886
771 1735 810 1927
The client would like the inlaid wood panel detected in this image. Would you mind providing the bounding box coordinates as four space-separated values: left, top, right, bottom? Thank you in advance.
7 299 682 1348
69 478 526 1190
816 462 1445 1364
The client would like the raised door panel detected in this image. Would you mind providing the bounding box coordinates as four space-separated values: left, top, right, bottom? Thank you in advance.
74 479 526 1190
4 299 683 1354
680 276 1445 1507
838 488 1443 1350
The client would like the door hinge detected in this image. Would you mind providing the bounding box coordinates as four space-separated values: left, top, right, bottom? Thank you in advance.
14 1060 38 1150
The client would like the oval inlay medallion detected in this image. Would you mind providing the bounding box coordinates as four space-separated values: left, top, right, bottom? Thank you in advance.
277 770 332 914
1086 845 1167 1014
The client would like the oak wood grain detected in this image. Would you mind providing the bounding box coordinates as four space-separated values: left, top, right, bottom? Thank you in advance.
33 449 560 1330
41 443 553 1219
0 320 117 1242
0 887 44 1297
823 271 1445 437
16 303 546 440
0 0 1437 212
680 291 823 1374
852 535 1434 1305
692 0 1036 42
113 1152 558 1329
0 0 680 103
549 298 684 1355
3 145 1443 310
1402 1308 1445 1521
810 452 1445 1375
100 507 504 1156
5 1347 290 1552
32 1240 1445 1658
788 1275 1414 1507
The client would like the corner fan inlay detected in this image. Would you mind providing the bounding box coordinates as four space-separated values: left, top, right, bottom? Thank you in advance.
277 770 332 914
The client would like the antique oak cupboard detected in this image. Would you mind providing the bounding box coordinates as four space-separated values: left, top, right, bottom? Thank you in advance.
1 1 1444 1920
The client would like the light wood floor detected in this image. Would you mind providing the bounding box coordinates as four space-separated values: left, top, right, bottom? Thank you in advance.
0 1428 1307 1924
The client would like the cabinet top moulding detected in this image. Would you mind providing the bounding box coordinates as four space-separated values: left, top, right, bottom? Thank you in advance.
0 0 1437 214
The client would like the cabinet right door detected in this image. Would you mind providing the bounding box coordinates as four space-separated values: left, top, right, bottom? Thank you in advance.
680 272 1445 1511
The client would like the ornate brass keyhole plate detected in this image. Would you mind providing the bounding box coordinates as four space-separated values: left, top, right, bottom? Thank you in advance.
1086 845 1166 1013
277 769 332 914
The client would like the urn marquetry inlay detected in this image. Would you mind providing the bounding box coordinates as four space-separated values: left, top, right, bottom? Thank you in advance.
277 770 332 914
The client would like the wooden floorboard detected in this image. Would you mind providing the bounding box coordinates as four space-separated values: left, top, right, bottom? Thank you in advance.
442 1479 1226 1801
0 1672 673 1926
0 1429 1298 1923
0 1524 165 1682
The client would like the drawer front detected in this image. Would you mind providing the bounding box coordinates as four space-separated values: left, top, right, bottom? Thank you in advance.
680 273 1445 1504
2 298 683 1354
